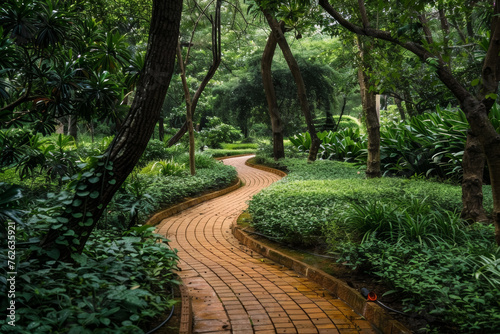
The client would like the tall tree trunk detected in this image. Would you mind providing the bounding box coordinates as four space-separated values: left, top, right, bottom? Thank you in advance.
357 38 381 178
39 0 183 260
67 115 78 141
167 0 222 151
261 30 285 160
461 131 488 222
263 12 321 162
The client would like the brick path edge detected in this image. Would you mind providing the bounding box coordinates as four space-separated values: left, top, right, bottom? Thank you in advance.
145 177 242 334
235 161 412 334
145 178 242 227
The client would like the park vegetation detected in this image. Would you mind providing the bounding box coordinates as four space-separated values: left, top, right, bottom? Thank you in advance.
1 0 500 333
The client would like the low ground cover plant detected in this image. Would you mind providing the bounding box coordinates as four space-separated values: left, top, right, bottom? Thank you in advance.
0 226 179 334
247 157 497 333
0 132 237 332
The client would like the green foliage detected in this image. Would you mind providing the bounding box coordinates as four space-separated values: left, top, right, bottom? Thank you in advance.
0 0 134 134
289 105 484 181
289 128 367 162
138 140 185 166
247 157 497 333
220 142 258 150
140 160 187 177
376 106 470 181
134 161 237 211
199 117 242 149
335 235 499 333
0 182 24 238
473 248 500 290
0 227 179 333
326 196 470 246
205 149 257 158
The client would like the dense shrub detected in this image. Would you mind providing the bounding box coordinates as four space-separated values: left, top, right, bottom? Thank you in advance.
335 235 499 333
102 156 236 229
199 117 242 149
137 140 186 166
289 106 494 181
0 227 179 334
247 157 497 333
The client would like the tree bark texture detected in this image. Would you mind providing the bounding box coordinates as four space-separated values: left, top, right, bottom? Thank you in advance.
357 38 381 178
319 0 500 244
39 0 183 260
177 42 196 176
67 115 78 141
461 131 488 222
261 30 285 160
263 12 321 162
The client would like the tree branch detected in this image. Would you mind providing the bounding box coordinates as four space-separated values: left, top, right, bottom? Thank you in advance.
358 0 370 28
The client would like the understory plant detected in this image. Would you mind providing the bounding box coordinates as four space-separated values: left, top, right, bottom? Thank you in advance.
247 157 497 333
289 106 493 182
0 226 179 334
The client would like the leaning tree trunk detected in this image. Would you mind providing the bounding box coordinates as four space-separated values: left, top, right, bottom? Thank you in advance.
261 30 285 160
39 0 183 260
461 131 488 222
263 12 321 162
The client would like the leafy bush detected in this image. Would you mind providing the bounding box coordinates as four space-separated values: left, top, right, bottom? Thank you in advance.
325 196 472 247
221 142 258 150
375 106 469 181
140 162 237 209
247 157 498 333
140 159 186 177
289 128 366 162
290 106 489 181
205 149 256 158
331 115 363 130
199 117 242 148
248 159 472 247
178 151 217 169
335 235 499 333
0 226 179 334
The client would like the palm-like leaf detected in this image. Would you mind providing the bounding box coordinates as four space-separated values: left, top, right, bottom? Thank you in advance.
0 0 37 45
90 32 131 73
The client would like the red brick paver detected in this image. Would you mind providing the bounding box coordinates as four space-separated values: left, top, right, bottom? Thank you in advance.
156 156 376 334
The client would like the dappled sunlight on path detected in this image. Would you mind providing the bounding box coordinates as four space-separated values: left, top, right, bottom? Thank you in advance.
155 155 376 334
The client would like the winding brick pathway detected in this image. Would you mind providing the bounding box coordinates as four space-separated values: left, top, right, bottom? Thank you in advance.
155 156 376 334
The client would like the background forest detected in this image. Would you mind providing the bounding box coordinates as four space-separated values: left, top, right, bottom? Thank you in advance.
1 0 500 333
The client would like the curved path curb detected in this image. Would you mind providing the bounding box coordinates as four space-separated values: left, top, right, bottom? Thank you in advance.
231 228 410 334
150 156 410 334
145 178 242 227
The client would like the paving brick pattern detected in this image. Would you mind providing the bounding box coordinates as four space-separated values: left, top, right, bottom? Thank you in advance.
155 156 377 334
